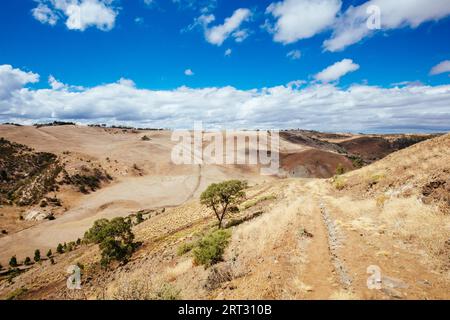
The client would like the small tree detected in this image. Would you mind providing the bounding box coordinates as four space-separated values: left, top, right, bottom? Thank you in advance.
84 217 136 267
24 257 31 266
57 243 64 254
200 180 247 229
34 249 41 262
46 249 52 258
9 256 17 268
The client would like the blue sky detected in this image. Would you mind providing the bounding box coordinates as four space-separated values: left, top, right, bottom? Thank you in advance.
0 0 450 132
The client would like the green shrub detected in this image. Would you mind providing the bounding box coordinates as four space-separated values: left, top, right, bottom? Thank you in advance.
57 243 64 254
9 255 17 267
193 229 231 267
46 249 52 258
136 212 144 225
34 249 41 262
24 257 32 265
177 242 195 256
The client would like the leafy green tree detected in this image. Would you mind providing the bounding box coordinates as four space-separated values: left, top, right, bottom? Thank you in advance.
84 217 135 267
34 249 41 262
9 256 17 268
200 180 247 229
56 243 64 254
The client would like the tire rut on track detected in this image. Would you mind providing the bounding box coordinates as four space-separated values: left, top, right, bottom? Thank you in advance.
319 200 353 290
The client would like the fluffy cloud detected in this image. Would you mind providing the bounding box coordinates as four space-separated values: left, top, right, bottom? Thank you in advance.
1 65 450 132
224 48 232 56
266 0 341 44
286 49 301 60
324 0 450 52
32 0 118 31
32 3 59 26
430 60 450 76
199 8 252 46
314 59 359 82
0 65 39 100
184 69 194 76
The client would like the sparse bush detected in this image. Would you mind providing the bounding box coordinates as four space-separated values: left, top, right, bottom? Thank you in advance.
193 229 231 267
9 255 17 267
201 180 247 229
241 194 276 210
57 243 64 254
34 249 41 262
332 176 347 190
50 258 55 264
135 212 144 225
335 164 345 175
299 228 314 238
153 283 181 300
177 242 195 256
376 194 388 208
46 249 52 258
141 135 151 141
24 257 31 265
369 173 385 186
205 264 234 290
67 242 75 252
5 287 28 300
350 156 364 168
224 211 263 228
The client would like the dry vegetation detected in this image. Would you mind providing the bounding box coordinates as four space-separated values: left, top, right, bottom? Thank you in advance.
0 125 448 300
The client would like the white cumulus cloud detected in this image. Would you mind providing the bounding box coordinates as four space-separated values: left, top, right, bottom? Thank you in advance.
266 0 341 44
1 65 450 133
315 59 360 82
199 8 252 46
32 3 59 26
32 0 118 31
0 65 40 100
184 69 194 76
324 0 450 52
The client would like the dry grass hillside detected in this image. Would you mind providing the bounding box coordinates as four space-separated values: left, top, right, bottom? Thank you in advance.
0 130 448 300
